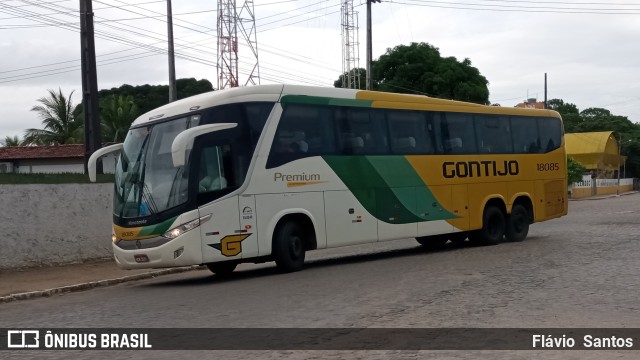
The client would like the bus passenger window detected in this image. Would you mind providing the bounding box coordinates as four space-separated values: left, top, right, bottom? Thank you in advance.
441 113 476 154
387 110 432 154
267 104 337 168
198 146 228 193
511 117 539 154
474 115 512 154
538 117 561 153
290 131 309 153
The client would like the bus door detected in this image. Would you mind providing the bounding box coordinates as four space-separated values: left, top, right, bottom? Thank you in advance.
199 196 242 263
238 194 259 257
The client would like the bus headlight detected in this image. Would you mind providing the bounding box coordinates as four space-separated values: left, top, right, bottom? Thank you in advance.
162 214 211 240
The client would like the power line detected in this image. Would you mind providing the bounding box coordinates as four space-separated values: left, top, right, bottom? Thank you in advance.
0 0 166 20
2 0 343 74
386 0 640 14
1 0 342 85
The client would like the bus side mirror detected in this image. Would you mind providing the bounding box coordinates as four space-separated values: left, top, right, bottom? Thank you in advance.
88 143 123 182
171 123 238 167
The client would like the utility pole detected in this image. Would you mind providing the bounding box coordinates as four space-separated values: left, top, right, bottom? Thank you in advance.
167 0 177 102
366 0 380 90
617 133 622 195
544 73 547 109
80 0 102 174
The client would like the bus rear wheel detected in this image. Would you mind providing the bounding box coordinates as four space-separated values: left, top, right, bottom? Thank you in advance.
470 206 505 245
416 235 449 249
505 204 529 242
273 221 306 273
207 261 238 276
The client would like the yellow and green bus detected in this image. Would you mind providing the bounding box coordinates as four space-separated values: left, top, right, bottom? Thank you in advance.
89 85 567 275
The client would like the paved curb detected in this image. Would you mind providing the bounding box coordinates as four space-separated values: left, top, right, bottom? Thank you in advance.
0 265 203 304
569 191 638 201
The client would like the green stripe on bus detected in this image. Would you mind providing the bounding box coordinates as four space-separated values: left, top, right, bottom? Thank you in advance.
322 156 456 223
367 156 457 221
281 95 373 108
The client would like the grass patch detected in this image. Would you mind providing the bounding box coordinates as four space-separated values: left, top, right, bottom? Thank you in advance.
0 173 114 184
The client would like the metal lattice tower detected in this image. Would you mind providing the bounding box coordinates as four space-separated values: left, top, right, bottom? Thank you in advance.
217 0 260 90
341 0 360 89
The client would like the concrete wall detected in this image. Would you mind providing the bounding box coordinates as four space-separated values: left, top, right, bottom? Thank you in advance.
571 183 634 198
0 184 113 269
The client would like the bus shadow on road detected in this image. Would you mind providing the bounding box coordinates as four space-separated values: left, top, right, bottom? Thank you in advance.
140 241 476 288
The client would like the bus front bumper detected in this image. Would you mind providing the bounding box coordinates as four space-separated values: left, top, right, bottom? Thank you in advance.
112 229 203 270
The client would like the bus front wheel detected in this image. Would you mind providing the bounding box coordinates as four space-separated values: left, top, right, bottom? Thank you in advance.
207 261 238 276
470 206 505 245
505 204 529 242
273 221 306 273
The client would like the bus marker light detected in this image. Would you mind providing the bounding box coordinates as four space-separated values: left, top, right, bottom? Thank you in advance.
134 254 149 263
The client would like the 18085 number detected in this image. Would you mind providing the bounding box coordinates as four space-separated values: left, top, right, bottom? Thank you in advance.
537 162 559 171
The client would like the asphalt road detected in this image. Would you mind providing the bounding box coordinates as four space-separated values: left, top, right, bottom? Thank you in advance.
1 194 639 359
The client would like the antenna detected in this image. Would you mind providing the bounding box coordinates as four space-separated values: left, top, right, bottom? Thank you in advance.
217 0 260 89
341 0 361 89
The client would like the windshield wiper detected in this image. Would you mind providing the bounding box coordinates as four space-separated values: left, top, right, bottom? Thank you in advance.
119 135 150 219
142 183 158 215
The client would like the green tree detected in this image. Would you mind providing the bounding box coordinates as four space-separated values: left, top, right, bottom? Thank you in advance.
548 99 583 132
24 89 83 145
370 42 489 104
100 94 139 143
578 108 636 134
567 157 586 184
96 78 213 116
333 68 367 89
1 135 23 147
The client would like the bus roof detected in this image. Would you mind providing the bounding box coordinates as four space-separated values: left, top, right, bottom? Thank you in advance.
131 84 560 127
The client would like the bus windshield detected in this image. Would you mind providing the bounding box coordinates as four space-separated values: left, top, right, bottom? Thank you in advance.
114 115 200 218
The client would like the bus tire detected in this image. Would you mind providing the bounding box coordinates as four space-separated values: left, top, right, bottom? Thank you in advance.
207 261 238 276
416 235 448 249
273 221 306 273
470 206 505 245
505 204 529 242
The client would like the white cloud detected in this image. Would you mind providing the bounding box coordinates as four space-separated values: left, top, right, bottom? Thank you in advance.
1 0 639 139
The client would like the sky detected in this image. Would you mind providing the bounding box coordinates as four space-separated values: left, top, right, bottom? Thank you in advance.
1 0 640 140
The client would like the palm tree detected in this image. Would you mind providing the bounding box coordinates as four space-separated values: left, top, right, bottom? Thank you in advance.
100 94 139 143
24 89 83 145
1 135 23 147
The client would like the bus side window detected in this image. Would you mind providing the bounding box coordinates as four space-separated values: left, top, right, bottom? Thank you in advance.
267 104 336 168
510 116 540 154
441 112 476 154
474 115 512 154
336 107 386 155
198 146 229 193
387 110 433 154
538 117 561 153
